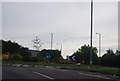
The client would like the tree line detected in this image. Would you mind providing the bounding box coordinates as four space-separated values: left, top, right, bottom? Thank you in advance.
101 49 120 67
2 40 31 61
70 45 120 67
1 40 120 67
1 40 63 62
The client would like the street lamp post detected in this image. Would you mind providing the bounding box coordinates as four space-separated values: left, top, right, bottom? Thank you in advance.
51 33 53 50
96 33 101 65
90 0 93 65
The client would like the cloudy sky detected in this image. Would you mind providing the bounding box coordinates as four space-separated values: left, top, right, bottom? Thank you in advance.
1 0 118 58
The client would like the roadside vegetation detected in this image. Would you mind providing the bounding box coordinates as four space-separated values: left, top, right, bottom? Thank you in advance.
1 39 120 76
2 61 120 76
1 40 63 62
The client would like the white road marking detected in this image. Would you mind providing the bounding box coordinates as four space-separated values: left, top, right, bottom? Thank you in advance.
33 71 54 80
78 72 113 80
54 69 69 72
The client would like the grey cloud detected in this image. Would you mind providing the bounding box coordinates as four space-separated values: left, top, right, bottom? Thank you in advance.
2 2 118 58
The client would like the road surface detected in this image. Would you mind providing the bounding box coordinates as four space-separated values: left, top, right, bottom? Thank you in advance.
2 65 117 81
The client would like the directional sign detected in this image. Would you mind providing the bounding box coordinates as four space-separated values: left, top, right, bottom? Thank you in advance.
46 53 51 60
67 56 76 61
72 56 76 61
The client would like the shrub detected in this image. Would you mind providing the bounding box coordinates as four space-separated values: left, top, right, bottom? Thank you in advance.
10 54 22 61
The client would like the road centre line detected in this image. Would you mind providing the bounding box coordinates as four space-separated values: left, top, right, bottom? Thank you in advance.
78 72 112 80
33 71 54 80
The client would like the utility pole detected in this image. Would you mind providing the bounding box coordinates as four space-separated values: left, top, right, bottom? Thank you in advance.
96 33 101 65
51 33 53 50
90 0 93 65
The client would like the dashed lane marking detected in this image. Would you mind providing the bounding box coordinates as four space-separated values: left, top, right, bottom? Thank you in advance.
78 72 113 80
33 71 54 80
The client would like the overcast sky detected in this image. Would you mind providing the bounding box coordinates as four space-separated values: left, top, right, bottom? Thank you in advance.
1 1 118 58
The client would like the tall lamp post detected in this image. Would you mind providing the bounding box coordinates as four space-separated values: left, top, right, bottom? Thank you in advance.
51 33 53 50
96 33 101 65
90 0 93 65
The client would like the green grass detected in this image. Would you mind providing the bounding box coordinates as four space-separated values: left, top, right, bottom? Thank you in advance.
2 61 120 76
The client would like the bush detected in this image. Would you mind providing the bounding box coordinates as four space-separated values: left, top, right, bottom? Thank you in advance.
10 54 22 61
59 60 76 64
30 57 40 62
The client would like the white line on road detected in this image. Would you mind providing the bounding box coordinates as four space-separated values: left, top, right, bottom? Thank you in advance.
33 71 54 80
78 72 113 80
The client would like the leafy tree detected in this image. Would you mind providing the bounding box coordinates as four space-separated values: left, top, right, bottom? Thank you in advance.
115 50 120 55
106 49 114 55
2 40 21 54
2 40 21 60
29 57 41 62
37 49 63 62
10 54 22 61
101 54 116 66
18 47 31 61
113 50 120 67
101 49 120 67
1 40 31 61
115 54 120 67
72 44 99 65
32 36 42 51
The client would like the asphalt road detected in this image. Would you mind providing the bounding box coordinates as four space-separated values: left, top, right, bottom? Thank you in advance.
2 65 117 81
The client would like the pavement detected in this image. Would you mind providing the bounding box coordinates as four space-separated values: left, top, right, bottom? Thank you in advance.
2 65 120 81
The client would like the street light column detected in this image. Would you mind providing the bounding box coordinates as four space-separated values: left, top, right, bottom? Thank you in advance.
51 33 53 50
90 0 93 65
96 33 101 65
99 34 101 58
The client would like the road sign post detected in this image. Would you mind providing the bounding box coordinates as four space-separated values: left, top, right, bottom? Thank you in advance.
46 53 51 63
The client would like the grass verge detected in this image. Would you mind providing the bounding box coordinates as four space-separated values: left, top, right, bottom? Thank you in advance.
2 61 120 76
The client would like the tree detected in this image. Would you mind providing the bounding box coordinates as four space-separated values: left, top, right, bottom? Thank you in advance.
18 47 31 61
37 49 63 62
29 57 41 62
115 54 120 67
10 54 22 61
101 49 118 67
72 44 99 65
100 49 120 67
2 40 32 61
32 36 43 51
2 40 21 60
106 49 114 55
113 50 120 67
115 50 120 55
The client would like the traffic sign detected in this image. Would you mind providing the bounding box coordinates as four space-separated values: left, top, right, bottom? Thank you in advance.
72 56 76 61
46 53 51 60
